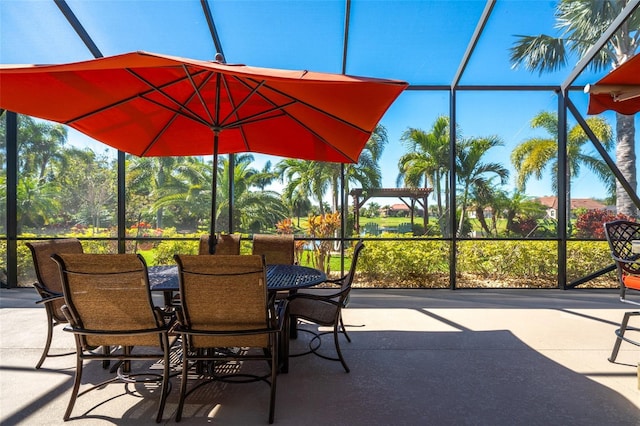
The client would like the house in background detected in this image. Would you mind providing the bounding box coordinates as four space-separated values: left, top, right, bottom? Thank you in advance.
381 203 424 218
535 196 608 219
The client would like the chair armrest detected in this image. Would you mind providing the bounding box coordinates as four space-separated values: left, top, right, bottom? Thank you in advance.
288 286 347 302
173 325 281 337
63 324 171 337
612 254 640 264
33 283 63 304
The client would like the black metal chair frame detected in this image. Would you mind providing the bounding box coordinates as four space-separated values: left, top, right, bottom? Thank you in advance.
288 240 365 373
603 220 640 363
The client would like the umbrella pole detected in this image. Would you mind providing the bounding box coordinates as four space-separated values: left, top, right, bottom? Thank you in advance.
209 132 219 254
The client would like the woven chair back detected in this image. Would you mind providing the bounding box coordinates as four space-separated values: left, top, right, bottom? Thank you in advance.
27 239 84 322
252 234 295 265
27 239 83 294
341 240 365 290
53 253 161 349
198 233 241 255
175 254 268 348
605 221 640 275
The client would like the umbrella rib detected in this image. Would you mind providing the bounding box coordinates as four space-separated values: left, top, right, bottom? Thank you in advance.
141 95 211 127
183 65 217 127
64 68 210 125
140 112 182 156
244 77 372 135
232 76 367 162
218 80 266 128
219 75 250 150
129 68 216 126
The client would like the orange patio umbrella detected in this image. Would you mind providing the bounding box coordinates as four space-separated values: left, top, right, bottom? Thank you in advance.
585 53 640 115
0 51 408 250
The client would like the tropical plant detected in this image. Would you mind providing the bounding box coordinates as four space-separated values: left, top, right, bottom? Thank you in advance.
397 116 451 233
127 156 210 229
305 212 341 273
498 190 548 237
511 111 614 196
337 124 387 213
510 0 639 217
219 155 287 233
456 136 509 236
277 159 330 215
250 160 278 190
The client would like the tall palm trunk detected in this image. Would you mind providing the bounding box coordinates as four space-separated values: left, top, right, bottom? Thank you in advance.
616 113 637 217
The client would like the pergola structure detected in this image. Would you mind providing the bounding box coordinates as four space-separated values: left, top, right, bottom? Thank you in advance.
350 188 433 234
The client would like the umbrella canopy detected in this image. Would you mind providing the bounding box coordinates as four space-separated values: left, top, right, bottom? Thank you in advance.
0 51 408 242
585 53 640 115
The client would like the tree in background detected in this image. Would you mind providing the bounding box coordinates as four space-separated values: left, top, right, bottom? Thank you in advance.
510 111 615 220
338 124 387 214
277 159 330 215
456 136 509 237
510 0 639 217
397 116 451 233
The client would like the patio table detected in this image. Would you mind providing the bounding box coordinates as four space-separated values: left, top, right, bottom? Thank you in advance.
149 263 326 307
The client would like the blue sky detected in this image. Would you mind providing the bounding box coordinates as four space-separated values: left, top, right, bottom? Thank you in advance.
1 0 637 204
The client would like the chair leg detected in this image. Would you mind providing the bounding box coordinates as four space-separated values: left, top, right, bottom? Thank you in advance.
279 314 290 374
339 315 351 343
333 323 350 373
64 354 84 420
36 310 55 369
155 338 171 423
269 338 278 424
176 341 190 422
609 311 640 363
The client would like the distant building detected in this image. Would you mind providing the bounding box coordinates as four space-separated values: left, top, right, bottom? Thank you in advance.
535 196 607 219
380 203 423 218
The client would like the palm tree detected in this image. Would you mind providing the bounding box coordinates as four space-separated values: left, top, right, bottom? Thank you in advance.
511 111 614 197
277 159 330 215
127 156 208 229
510 0 639 216
250 160 278 190
499 190 549 237
397 116 451 231
339 124 388 213
467 178 500 236
216 154 287 233
456 136 510 237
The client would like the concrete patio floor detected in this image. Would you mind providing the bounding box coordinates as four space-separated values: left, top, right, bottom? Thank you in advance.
1 287 638 425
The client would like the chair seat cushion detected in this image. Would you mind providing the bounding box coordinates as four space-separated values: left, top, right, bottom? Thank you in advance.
623 274 640 290
289 298 337 325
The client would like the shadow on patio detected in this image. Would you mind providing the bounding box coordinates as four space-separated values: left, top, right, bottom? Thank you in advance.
1 288 638 425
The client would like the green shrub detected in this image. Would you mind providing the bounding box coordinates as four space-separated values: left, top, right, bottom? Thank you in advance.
358 240 450 287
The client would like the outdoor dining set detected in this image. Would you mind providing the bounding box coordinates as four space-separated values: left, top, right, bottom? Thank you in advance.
25 234 365 424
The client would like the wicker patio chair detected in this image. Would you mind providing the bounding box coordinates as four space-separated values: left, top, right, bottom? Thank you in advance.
173 254 285 424
198 233 241 255
287 240 365 373
51 253 173 423
603 220 640 362
252 234 295 265
26 238 83 369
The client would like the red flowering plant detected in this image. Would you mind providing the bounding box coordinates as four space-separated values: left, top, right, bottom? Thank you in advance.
575 209 633 239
